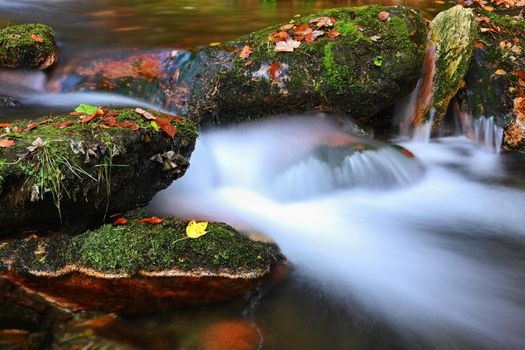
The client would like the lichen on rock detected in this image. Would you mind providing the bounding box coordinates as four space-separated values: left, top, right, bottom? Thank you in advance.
0 23 57 69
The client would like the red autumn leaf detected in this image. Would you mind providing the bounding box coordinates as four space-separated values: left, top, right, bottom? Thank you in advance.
38 119 53 125
239 45 253 60
293 24 313 36
24 122 38 132
245 60 253 66
328 29 341 39
105 111 119 118
0 123 12 127
99 124 111 129
161 113 184 123
102 116 118 127
136 216 163 224
113 218 127 225
31 34 44 43
516 69 525 80
117 121 140 131
269 61 281 80
78 113 97 124
0 139 16 148
53 121 73 129
155 118 177 138
474 41 484 49
378 11 390 21
135 107 156 120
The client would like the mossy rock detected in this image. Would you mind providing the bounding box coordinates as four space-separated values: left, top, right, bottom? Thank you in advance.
0 218 286 314
0 108 199 233
458 8 525 152
421 5 477 129
0 24 57 69
48 6 427 131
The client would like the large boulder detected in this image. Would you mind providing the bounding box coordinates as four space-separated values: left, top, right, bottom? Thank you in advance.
0 218 286 314
457 7 525 152
0 108 198 233
412 5 477 129
48 6 427 129
0 24 57 69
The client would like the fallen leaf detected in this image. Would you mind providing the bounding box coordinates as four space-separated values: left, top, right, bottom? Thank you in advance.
495 68 507 75
480 27 491 32
78 113 97 124
370 35 381 41
209 42 222 47
135 107 156 120
274 39 301 52
155 118 177 138
102 116 118 127
0 139 15 148
117 121 140 131
378 11 390 21
239 45 253 59
485 5 495 11
269 61 281 80
186 220 208 239
113 218 127 225
475 40 484 49
136 216 163 224
309 16 336 28
373 55 384 67
516 69 525 80
38 119 53 125
245 60 253 66
328 29 341 39
280 23 295 31
512 44 522 54
0 123 12 127
24 122 38 132
75 104 99 115
31 34 44 43
293 24 313 36
53 121 73 129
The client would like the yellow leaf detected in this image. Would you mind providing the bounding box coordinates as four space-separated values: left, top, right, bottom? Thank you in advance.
186 220 208 239
495 69 507 75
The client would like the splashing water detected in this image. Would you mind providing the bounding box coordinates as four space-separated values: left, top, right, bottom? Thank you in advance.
150 116 525 349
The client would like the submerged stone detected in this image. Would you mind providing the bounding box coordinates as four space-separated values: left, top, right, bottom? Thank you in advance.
0 108 198 233
414 5 477 129
48 6 427 131
0 219 285 314
0 24 57 69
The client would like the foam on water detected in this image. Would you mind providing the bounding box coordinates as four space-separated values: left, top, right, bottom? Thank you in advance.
150 116 525 349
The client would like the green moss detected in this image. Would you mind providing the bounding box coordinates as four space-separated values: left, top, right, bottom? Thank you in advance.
0 23 56 68
0 108 199 216
70 218 282 274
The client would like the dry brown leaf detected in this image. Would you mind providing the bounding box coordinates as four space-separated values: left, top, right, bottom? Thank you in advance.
269 61 281 80
274 39 301 52
378 11 390 21
280 23 295 31
239 45 253 59
0 139 15 148
31 34 44 43
328 29 341 39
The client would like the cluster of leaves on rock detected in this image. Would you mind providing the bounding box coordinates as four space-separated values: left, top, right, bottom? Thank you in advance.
460 0 525 10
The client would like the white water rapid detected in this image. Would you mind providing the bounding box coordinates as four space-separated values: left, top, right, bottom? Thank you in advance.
150 116 525 349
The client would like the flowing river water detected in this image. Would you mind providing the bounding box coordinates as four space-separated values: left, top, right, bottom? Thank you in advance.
3 1 525 349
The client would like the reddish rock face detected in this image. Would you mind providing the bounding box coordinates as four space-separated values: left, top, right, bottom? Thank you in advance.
2 263 286 315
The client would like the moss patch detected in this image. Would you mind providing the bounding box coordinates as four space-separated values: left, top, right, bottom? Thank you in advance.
0 23 57 69
67 218 282 274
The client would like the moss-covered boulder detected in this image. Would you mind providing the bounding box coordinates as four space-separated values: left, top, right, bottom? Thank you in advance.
457 8 525 152
0 218 285 314
413 5 477 129
0 24 57 69
0 108 198 233
49 6 427 129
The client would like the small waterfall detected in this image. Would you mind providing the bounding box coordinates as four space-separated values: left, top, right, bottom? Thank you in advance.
473 116 504 153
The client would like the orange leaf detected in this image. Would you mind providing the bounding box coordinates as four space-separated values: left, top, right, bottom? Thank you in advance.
0 123 12 127
117 121 140 131
102 116 118 127
516 69 525 80
136 216 163 224
269 61 281 80
245 60 253 66
161 113 185 123
239 45 253 60
24 122 38 132
378 11 390 21
0 139 15 148
53 121 73 129
113 218 127 226
38 119 53 125
31 34 44 43
280 23 295 31
155 118 177 138
328 29 341 39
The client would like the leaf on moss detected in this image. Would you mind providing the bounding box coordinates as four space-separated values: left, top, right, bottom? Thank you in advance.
75 104 99 115
186 220 208 239
239 45 253 59
136 217 163 224
378 11 390 21
0 139 15 148
269 61 281 79
113 218 127 225
31 33 44 43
